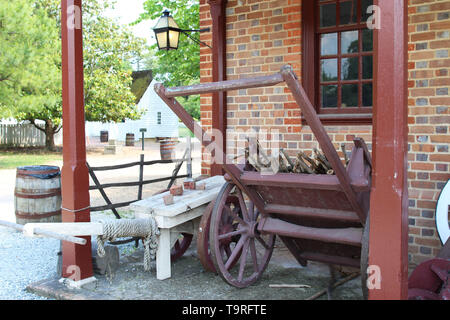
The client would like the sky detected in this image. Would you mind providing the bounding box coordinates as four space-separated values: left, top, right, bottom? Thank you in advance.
105 0 156 46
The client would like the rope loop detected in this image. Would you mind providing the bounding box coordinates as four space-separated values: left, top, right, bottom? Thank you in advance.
96 218 160 271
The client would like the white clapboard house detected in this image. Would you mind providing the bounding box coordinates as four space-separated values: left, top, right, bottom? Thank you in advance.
85 70 179 142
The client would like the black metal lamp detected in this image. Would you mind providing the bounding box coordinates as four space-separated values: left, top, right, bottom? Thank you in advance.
153 10 211 50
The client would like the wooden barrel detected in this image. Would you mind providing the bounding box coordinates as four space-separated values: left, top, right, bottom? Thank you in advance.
14 166 62 225
160 138 178 160
100 130 109 143
125 133 135 147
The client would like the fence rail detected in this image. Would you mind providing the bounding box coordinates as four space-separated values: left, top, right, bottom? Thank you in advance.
88 138 193 218
0 124 46 147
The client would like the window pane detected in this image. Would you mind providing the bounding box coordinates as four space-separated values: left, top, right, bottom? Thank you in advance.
321 85 338 108
362 83 373 107
340 0 357 25
362 29 373 52
342 84 359 108
341 30 359 54
361 0 374 23
321 59 338 82
321 33 338 56
363 55 373 79
341 57 359 80
320 3 337 28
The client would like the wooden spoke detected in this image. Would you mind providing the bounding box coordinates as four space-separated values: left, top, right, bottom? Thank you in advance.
225 235 248 270
218 229 246 241
238 238 250 282
249 238 259 273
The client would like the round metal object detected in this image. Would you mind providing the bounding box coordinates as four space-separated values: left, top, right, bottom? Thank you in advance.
171 233 193 261
210 182 275 288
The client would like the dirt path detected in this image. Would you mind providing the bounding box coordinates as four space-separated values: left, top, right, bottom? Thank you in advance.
0 139 202 222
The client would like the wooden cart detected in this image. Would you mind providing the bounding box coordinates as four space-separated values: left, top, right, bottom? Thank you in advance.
156 65 372 295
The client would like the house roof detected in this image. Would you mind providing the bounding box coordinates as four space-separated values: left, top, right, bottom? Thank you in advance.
131 70 153 104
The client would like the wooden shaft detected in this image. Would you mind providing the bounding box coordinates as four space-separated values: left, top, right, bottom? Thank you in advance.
164 73 284 98
0 220 87 245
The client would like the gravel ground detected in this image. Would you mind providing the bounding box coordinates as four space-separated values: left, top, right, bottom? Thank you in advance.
0 227 59 300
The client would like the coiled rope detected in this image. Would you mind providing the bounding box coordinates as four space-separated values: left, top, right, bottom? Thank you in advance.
97 218 160 271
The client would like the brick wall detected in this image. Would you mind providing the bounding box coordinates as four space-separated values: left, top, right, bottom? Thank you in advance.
199 0 449 264
407 0 449 263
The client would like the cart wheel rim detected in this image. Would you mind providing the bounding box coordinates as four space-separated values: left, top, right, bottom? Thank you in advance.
210 182 275 288
197 200 216 272
171 233 193 261
360 216 370 300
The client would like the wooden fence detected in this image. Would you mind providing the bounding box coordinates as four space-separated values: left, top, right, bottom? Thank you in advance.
0 124 46 147
88 140 193 219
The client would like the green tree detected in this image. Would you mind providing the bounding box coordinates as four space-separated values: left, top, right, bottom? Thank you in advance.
136 0 201 120
0 0 148 150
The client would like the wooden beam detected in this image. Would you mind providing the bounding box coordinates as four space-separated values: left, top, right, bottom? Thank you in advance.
165 74 284 97
208 0 227 177
60 0 94 280
369 0 409 300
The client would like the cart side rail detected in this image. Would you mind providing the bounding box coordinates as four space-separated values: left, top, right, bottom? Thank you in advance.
155 65 367 224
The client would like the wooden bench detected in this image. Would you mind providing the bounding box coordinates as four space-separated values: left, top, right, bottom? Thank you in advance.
130 175 225 280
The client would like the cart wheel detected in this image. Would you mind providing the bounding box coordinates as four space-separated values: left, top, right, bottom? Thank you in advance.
197 197 243 273
210 182 275 288
171 233 193 261
360 217 370 300
197 201 216 272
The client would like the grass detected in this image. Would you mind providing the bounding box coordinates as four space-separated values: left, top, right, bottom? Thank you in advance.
0 147 62 170
179 126 194 138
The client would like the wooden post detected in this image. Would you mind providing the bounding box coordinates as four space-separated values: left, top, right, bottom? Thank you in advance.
138 154 144 200
208 0 227 177
187 135 193 179
60 0 94 281
369 0 409 300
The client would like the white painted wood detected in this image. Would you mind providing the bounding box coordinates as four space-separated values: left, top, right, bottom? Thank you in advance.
436 180 450 244
156 228 172 280
130 175 226 280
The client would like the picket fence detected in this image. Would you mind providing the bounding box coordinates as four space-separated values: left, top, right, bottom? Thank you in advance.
0 124 46 147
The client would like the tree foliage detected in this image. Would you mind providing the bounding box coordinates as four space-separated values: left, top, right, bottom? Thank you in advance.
0 0 148 149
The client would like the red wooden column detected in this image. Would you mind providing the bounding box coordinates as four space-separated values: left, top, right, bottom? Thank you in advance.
208 0 227 176
60 0 94 281
369 0 409 299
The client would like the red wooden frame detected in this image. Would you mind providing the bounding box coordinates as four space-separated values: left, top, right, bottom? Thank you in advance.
60 0 93 281
369 0 409 300
302 0 373 125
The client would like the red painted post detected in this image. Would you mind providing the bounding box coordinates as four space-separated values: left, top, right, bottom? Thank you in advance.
60 0 94 281
208 0 227 177
369 0 409 299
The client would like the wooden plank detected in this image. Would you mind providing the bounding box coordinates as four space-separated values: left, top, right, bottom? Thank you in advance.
241 171 342 191
264 204 360 223
258 217 363 247
131 176 225 218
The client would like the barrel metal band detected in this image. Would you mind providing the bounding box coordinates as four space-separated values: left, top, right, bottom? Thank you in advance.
15 210 62 219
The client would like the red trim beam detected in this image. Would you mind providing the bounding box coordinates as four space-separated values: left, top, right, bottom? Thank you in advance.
369 0 409 300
